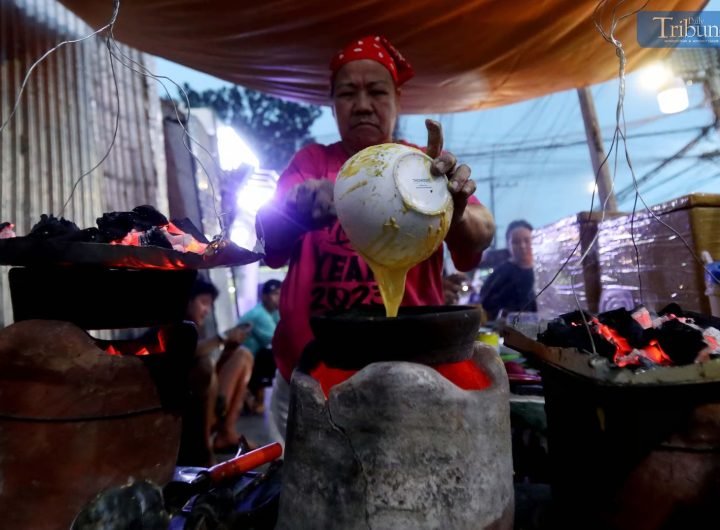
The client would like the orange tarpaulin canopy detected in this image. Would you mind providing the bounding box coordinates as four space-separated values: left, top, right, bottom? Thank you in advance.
60 0 706 113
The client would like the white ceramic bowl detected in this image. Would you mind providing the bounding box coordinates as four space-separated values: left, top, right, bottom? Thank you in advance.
334 143 453 269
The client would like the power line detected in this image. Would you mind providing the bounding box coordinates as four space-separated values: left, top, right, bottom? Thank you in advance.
653 163 716 192
457 103 708 151
454 124 712 159
615 122 716 202
690 171 720 189
460 97 548 153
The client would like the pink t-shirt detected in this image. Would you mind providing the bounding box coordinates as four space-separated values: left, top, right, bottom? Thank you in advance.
266 142 480 382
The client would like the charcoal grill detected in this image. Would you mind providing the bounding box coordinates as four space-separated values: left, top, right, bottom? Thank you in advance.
503 324 720 530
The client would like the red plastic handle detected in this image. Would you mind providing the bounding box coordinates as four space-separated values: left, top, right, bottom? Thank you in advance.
207 442 283 483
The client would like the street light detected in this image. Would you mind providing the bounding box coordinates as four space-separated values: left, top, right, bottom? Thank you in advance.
657 77 690 114
636 61 690 115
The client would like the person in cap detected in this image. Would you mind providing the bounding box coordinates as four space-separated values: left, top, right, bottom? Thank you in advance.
256 35 495 440
237 279 282 414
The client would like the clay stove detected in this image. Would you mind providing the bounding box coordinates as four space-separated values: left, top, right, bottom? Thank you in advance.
0 266 198 530
277 306 515 530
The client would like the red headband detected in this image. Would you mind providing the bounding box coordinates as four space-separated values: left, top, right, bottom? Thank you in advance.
329 35 415 87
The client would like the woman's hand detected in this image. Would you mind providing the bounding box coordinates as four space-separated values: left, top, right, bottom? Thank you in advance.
425 118 494 270
256 178 336 267
286 179 337 231
425 119 476 224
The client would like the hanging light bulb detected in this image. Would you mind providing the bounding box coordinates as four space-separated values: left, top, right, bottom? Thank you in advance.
657 77 689 114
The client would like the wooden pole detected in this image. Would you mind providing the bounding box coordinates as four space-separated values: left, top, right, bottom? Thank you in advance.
577 87 618 212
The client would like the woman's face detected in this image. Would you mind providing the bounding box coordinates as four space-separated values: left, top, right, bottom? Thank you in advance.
508 227 533 268
332 60 399 154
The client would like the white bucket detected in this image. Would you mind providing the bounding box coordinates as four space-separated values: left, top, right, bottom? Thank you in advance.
334 143 453 269
706 285 720 318
705 261 720 317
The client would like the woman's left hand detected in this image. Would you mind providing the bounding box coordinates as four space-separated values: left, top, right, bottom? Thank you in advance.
425 119 476 223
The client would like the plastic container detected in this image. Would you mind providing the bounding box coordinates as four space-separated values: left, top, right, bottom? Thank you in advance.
477 327 500 351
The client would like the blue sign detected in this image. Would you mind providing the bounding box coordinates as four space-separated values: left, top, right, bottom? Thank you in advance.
638 11 720 48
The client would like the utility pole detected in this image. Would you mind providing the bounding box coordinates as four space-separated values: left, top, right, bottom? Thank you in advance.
703 64 720 127
577 87 618 212
489 154 496 220
477 155 518 248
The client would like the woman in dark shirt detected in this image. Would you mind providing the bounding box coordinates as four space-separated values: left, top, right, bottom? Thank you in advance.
479 220 537 320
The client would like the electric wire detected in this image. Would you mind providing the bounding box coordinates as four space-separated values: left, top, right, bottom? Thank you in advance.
0 0 122 217
0 0 120 135
512 0 650 353
105 34 228 235
61 33 120 215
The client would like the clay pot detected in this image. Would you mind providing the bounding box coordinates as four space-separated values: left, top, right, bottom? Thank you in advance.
303 305 482 370
0 320 184 530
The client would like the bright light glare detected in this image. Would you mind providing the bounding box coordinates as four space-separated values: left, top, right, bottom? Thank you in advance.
230 222 254 249
587 181 599 194
231 170 279 248
216 126 259 171
637 63 673 91
657 80 689 114
237 179 276 217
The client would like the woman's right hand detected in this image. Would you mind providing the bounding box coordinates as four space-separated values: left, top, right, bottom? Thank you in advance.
286 179 337 231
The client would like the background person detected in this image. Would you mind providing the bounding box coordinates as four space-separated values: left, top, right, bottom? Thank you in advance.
238 279 281 414
183 278 255 459
478 220 536 320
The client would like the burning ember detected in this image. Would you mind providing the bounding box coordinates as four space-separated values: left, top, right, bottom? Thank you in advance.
110 221 207 254
0 222 16 239
13 205 210 254
0 205 264 270
539 304 720 368
104 344 150 356
99 329 168 358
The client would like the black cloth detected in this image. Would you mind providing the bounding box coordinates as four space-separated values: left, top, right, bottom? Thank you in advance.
478 261 536 320
249 347 276 392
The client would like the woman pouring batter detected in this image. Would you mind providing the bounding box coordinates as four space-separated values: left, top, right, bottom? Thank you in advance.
256 35 495 440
